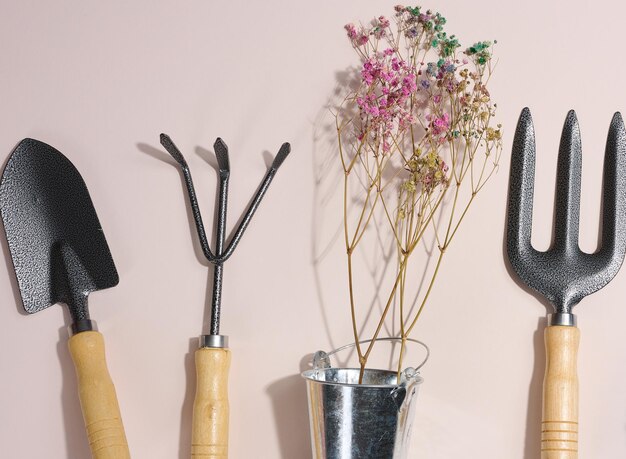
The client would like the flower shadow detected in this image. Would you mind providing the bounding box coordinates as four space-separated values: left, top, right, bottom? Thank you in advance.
311 66 446 369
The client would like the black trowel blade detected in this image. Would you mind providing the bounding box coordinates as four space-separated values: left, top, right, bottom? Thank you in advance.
0 138 118 314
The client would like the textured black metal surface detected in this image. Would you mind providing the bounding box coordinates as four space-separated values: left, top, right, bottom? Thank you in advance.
507 108 626 314
211 138 230 336
160 134 290 335
0 139 118 325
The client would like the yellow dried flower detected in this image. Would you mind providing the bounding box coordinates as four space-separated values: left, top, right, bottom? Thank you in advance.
486 127 502 141
403 180 416 193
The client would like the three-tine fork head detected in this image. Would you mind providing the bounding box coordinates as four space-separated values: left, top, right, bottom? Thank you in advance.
507 108 626 323
160 134 290 336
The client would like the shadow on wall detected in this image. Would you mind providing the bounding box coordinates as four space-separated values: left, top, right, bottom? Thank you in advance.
311 67 399 365
136 141 212 270
310 71 349 354
57 325 92 459
177 338 198 459
502 225 548 459
266 355 314 459
500 138 553 459
310 67 447 369
137 140 220 335
524 318 547 459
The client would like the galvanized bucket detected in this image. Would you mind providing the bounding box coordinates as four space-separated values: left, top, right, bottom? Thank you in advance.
301 338 429 459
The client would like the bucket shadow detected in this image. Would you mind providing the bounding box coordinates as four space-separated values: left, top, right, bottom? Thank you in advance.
266 355 313 459
178 337 197 459
523 318 546 459
57 326 91 459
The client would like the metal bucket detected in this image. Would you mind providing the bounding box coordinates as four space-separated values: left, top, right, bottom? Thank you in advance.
301 338 429 459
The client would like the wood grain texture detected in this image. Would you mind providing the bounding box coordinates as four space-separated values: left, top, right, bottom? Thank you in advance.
68 331 130 459
541 326 579 459
191 347 231 459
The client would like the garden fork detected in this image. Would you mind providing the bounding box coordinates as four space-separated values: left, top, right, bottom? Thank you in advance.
507 108 626 458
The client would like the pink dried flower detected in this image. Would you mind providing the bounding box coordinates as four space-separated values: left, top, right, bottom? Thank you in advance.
431 113 450 135
355 52 418 151
345 23 358 40
382 140 391 153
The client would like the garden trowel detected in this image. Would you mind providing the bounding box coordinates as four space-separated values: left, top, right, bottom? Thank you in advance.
0 138 130 459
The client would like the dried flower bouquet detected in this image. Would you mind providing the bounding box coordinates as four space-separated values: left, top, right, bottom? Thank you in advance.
336 4 503 381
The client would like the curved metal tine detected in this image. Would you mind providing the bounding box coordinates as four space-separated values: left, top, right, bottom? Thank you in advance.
160 133 216 262
598 112 626 270
507 108 539 267
214 137 230 175
219 142 291 263
553 110 583 253
213 138 230 258
209 138 230 335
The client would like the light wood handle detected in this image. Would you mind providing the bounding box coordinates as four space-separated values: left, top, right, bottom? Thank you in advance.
191 347 231 459
68 331 130 459
541 325 579 459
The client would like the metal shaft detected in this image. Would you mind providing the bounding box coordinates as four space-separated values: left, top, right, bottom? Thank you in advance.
210 139 230 336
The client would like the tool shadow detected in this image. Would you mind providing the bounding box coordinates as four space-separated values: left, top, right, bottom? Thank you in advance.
501 252 547 459
266 355 313 459
178 338 197 459
524 318 547 459
502 228 549 459
57 326 92 458
501 125 562 459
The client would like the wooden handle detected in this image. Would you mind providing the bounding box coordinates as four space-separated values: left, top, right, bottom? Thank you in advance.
541 326 579 459
68 331 130 459
191 347 231 459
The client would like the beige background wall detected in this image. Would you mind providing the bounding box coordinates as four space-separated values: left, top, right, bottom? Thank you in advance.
1 1 625 457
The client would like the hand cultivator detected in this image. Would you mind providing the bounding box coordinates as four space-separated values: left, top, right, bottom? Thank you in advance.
160 134 290 458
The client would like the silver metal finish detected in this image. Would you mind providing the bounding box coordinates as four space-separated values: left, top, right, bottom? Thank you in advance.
549 313 577 327
507 108 626 319
302 339 428 458
324 337 430 371
199 334 228 349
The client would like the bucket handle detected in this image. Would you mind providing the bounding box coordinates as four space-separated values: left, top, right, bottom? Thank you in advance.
312 337 429 373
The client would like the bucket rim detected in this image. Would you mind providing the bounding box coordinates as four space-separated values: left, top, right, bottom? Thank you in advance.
305 337 429 372
300 367 424 388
